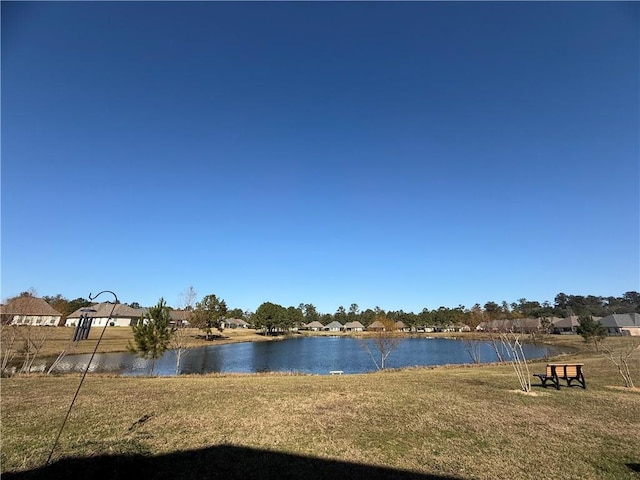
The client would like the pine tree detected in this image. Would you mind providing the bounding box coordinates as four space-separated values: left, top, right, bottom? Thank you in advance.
128 298 173 375
576 315 607 351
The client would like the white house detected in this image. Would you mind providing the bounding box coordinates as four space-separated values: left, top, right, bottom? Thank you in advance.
65 303 144 327
323 321 343 332
303 321 325 331
343 321 364 332
2 296 62 326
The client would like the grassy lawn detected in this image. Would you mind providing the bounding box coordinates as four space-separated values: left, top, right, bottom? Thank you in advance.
2 339 639 480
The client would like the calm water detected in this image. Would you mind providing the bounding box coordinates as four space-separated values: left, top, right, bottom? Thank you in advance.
47 336 559 376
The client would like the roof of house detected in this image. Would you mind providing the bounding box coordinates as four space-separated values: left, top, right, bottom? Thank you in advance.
323 321 343 329
1 296 62 316
551 316 580 328
599 313 640 328
367 320 385 329
344 321 364 329
479 319 512 331
305 321 325 328
226 318 249 326
67 302 144 318
512 318 542 329
170 310 192 321
394 321 408 329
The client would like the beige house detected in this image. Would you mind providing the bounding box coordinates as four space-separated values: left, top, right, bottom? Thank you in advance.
225 318 250 329
65 303 144 327
367 320 385 331
343 321 364 332
599 313 640 336
394 321 410 332
303 321 324 331
1 296 62 326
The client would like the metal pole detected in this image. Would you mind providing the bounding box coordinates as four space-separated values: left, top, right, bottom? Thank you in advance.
46 291 119 466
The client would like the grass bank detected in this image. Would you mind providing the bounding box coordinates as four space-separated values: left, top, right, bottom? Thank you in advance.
2 343 639 480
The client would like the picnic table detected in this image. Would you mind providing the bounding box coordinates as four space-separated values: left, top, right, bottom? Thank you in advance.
534 363 586 390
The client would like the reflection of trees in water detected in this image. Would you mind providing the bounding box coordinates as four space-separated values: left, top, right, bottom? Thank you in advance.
181 346 224 374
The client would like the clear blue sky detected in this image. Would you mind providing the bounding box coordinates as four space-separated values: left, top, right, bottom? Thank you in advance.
2 2 638 313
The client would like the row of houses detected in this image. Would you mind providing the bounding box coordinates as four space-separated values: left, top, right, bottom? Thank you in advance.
0 297 250 329
300 320 472 333
3 297 639 336
476 314 640 336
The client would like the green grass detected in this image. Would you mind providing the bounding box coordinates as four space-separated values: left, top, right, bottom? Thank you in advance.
2 342 639 479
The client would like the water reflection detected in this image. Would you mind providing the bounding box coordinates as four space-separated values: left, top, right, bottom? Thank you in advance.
43 336 558 376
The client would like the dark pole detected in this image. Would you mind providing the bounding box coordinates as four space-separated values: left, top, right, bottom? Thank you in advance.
46 291 119 466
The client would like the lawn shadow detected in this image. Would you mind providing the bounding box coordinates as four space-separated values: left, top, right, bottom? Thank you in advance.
3 444 464 480
627 463 640 473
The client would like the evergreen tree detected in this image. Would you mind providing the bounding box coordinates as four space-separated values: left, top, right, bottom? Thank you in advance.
128 298 173 375
576 315 607 350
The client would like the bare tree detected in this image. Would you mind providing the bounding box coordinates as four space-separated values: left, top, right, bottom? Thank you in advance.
361 315 404 370
488 330 505 362
170 286 197 374
463 338 481 364
1 325 19 375
500 331 531 392
600 338 639 388
18 325 49 373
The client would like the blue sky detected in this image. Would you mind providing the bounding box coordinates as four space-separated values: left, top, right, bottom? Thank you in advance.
2 2 638 313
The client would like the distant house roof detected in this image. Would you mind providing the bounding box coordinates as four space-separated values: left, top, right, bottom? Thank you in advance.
394 321 408 330
305 321 325 329
512 318 542 330
226 318 249 327
170 310 192 322
599 313 640 328
367 320 385 330
67 302 144 319
551 316 580 329
344 321 364 329
1 296 62 316
323 321 343 330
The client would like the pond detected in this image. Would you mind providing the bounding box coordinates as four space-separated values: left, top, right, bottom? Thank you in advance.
46 336 561 376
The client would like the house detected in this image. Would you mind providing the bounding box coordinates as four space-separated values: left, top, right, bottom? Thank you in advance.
476 318 542 333
303 321 325 331
511 318 542 334
366 320 385 331
412 325 436 333
225 318 250 329
598 313 640 336
323 321 343 332
1 296 62 326
169 310 192 327
475 319 512 332
343 321 364 332
394 321 410 332
551 316 580 334
65 303 144 327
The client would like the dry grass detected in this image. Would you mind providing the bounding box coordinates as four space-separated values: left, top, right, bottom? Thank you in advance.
2 343 640 479
1 326 273 362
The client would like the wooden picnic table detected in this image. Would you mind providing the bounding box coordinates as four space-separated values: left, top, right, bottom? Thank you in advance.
534 363 586 390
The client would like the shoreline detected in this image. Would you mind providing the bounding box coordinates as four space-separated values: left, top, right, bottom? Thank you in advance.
5 327 585 374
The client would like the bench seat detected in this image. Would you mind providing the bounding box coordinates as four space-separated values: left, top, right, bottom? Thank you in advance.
534 364 586 389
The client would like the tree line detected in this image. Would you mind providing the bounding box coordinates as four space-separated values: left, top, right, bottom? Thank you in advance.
9 290 640 332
